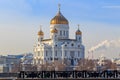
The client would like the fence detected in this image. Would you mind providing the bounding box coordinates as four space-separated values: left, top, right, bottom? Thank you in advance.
18 70 120 79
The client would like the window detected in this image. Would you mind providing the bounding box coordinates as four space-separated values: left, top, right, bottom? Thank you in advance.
70 51 75 57
46 51 48 56
71 44 74 46
41 51 43 56
38 59 40 64
79 37 81 41
65 44 67 47
78 51 80 57
65 51 67 56
64 31 65 36
66 31 68 36
60 31 62 36
55 45 57 47
55 51 57 56
38 51 40 56
61 52 62 56
50 57 52 60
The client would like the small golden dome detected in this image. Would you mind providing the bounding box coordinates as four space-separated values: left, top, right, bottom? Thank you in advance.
51 28 58 33
38 26 44 36
76 24 82 35
76 29 82 35
38 30 44 36
38 27 44 36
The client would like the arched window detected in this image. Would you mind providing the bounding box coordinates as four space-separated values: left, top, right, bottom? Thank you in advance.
41 51 43 56
55 51 57 56
65 51 67 56
60 31 62 36
65 44 67 47
46 51 48 56
55 35 57 37
64 31 65 36
79 37 81 40
71 44 74 46
55 45 57 47
66 31 68 36
78 51 80 57
38 51 40 56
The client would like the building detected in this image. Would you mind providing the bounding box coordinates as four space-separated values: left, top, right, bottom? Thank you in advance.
112 58 120 70
97 55 106 66
33 5 85 67
0 55 21 73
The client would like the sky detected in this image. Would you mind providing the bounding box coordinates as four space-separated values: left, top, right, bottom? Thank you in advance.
0 0 120 59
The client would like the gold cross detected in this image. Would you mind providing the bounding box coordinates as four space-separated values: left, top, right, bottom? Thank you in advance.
78 24 80 29
40 25 42 31
58 3 61 11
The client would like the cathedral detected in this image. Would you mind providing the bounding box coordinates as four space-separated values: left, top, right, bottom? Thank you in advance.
33 5 85 66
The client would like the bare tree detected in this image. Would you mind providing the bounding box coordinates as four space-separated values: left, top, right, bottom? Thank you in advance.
35 60 67 71
101 60 117 71
76 59 96 71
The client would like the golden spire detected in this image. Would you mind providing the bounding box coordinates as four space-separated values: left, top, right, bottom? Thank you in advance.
76 24 82 35
38 25 44 36
58 3 61 12
78 24 80 30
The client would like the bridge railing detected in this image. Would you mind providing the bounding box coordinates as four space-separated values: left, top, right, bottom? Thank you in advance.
17 70 120 79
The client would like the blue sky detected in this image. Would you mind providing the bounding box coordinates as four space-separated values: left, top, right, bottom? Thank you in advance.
0 0 120 59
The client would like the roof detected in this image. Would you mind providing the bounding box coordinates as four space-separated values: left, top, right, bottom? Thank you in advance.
58 39 76 41
42 39 51 41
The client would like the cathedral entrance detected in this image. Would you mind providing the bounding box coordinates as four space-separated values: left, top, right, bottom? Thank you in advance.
70 51 75 66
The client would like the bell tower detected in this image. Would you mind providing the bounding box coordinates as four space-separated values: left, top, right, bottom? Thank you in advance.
37 26 44 42
76 24 82 43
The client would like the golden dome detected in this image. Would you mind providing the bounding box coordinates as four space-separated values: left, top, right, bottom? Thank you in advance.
50 11 68 24
76 29 82 35
50 4 68 24
76 24 82 35
38 29 44 36
51 28 58 33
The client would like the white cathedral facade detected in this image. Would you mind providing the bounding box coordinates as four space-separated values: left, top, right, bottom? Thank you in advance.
33 6 85 66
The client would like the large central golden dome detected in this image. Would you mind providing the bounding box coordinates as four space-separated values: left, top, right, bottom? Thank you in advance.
50 9 68 24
